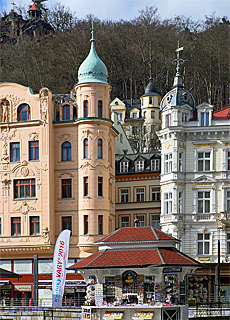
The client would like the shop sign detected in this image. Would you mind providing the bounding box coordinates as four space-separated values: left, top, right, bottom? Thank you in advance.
163 267 182 273
197 257 210 261
14 285 31 291
122 270 137 286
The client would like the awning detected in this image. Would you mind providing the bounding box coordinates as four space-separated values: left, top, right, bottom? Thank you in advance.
0 268 21 279
0 280 9 287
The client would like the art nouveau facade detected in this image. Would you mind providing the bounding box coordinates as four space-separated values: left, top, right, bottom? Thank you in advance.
157 51 230 266
0 29 117 304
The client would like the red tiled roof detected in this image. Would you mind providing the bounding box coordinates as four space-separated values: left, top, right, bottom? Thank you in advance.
68 248 200 270
28 1 40 11
94 227 177 243
213 106 230 119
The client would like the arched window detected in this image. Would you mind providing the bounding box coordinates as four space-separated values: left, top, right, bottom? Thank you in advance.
62 142 71 161
84 100 88 117
98 100 102 118
63 105 70 120
84 139 88 158
98 139 102 159
17 104 30 121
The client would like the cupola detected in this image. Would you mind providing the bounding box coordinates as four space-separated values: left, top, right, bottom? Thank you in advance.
78 25 108 85
28 1 41 20
144 77 158 95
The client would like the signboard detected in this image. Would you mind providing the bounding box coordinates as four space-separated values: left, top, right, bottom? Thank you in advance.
95 284 103 306
14 285 31 291
163 267 182 273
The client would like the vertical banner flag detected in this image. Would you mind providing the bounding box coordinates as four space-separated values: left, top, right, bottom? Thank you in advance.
52 229 71 307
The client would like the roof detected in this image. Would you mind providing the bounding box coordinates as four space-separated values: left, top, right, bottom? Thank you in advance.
0 268 21 279
68 247 200 269
94 227 177 243
213 106 230 119
28 2 40 12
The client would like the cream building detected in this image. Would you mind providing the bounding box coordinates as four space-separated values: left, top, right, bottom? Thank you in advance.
157 48 230 268
0 27 117 303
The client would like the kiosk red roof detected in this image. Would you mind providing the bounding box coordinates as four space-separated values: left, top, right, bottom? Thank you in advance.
94 227 177 243
213 106 230 119
69 248 199 269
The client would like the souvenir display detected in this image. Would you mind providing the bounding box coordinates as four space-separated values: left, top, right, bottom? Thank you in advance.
132 311 154 319
188 276 209 303
164 275 179 305
103 311 124 319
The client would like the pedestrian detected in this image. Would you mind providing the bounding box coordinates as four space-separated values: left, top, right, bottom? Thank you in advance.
29 298 34 306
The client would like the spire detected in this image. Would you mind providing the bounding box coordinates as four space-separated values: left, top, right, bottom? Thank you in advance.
172 41 184 88
91 20 95 43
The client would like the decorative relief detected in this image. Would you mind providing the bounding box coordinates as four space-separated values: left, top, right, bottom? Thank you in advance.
79 162 109 170
42 226 50 243
28 132 39 141
0 128 17 162
0 94 25 122
80 245 98 253
40 89 49 126
81 129 91 140
59 134 71 141
179 141 185 148
94 129 104 140
162 141 173 150
0 98 10 122
12 162 35 177
14 201 36 215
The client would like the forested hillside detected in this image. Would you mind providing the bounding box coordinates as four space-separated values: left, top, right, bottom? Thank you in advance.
0 4 229 109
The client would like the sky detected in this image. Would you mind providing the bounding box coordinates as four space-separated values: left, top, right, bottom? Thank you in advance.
0 0 229 22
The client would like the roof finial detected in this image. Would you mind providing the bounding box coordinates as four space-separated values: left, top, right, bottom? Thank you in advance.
11 2 16 11
91 19 95 42
173 41 184 76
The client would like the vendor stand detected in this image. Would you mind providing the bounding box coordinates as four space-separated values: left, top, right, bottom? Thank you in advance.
68 227 201 320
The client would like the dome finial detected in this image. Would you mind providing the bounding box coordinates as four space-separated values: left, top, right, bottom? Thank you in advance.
172 41 184 88
91 19 95 43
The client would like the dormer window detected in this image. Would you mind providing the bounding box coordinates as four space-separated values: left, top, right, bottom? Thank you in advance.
151 159 160 171
117 113 122 121
120 161 129 173
63 105 70 120
135 160 144 172
132 113 137 119
201 112 209 126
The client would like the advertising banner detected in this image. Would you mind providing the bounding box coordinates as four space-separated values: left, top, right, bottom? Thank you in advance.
52 229 71 307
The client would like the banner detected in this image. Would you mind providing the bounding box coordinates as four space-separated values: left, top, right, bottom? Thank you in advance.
52 229 71 307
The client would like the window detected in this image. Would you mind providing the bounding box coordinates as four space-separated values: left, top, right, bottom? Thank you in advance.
98 139 102 159
63 105 70 120
117 113 122 121
201 112 209 126
197 233 210 255
132 113 137 119
151 215 160 229
178 191 183 213
120 189 129 203
136 188 144 202
0 218 1 236
84 100 88 117
151 187 160 201
133 126 138 134
227 190 230 212
17 104 30 121
84 215 88 234
182 113 188 122
84 139 88 158
120 161 129 173
178 152 183 172
84 177 88 196
198 191 210 213
198 152 210 171
62 179 72 198
151 111 155 119
98 100 102 118
10 142 20 162
98 177 103 197
143 126 147 134
143 112 146 119
227 151 230 170
29 141 39 161
165 153 172 173
136 215 145 227
165 114 171 127
30 216 40 235
151 159 160 171
149 97 153 104
14 179 35 199
11 217 21 236
227 233 230 254
62 216 72 232
135 160 144 172
164 192 172 214
121 216 129 228
98 215 103 235
61 141 71 161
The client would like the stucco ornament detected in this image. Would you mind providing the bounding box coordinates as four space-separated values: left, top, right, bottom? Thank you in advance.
42 226 50 243
0 98 10 122
40 89 49 126
14 201 35 215
0 128 17 162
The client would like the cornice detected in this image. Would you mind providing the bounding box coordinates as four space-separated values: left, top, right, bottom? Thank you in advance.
0 245 54 256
